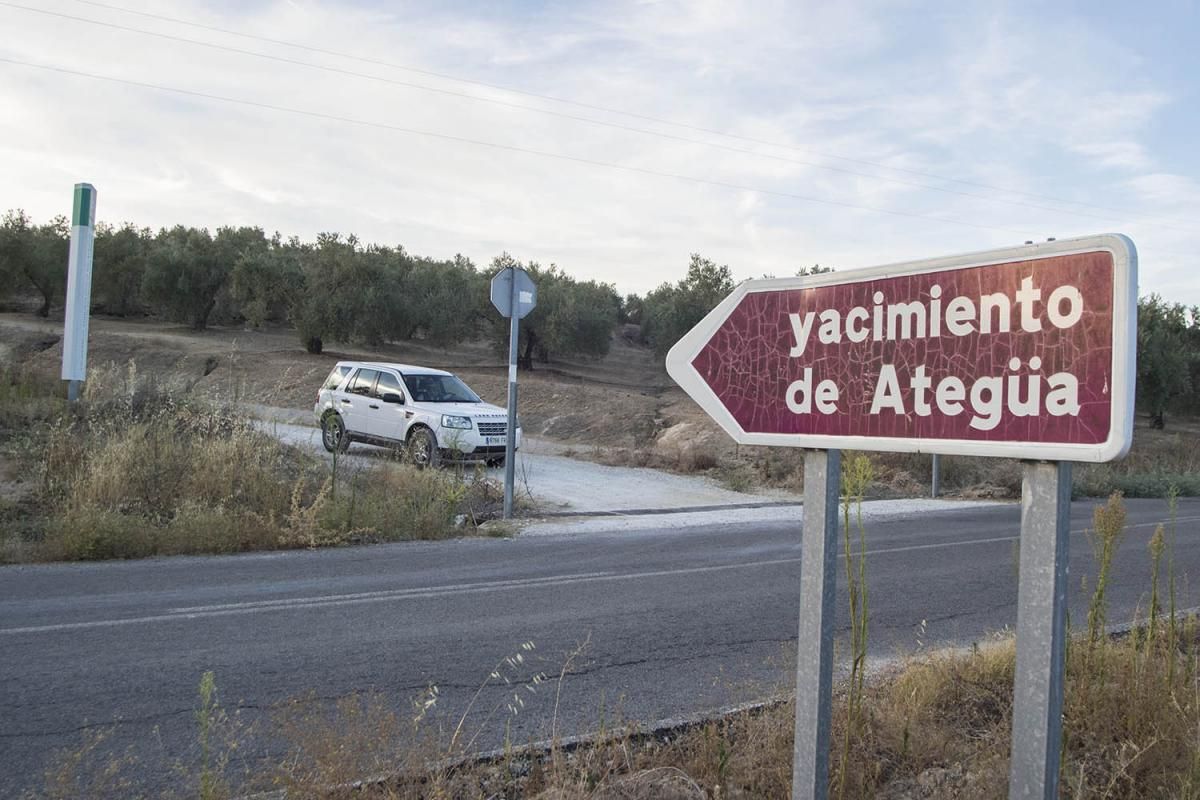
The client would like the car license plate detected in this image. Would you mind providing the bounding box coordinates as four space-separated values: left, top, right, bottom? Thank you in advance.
485 436 507 446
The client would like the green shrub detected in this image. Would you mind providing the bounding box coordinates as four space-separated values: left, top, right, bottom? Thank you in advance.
162 505 284 556
42 509 158 561
716 460 756 493
0 364 64 431
318 465 476 542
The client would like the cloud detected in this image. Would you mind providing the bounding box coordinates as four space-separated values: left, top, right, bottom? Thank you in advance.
1071 141 1153 171
0 0 1195 302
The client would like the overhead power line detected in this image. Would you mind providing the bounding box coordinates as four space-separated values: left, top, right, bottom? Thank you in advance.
6 1 1193 235
0 55 1039 238
60 0 1195 228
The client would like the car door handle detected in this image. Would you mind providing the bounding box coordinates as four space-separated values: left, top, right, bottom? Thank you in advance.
369 404 380 409
341 399 351 404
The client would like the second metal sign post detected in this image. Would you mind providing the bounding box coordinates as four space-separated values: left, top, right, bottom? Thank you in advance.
490 266 537 519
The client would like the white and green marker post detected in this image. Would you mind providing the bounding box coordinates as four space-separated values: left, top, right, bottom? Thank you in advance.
62 183 97 401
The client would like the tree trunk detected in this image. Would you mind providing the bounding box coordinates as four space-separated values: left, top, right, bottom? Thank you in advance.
192 297 217 331
519 330 537 370
26 270 51 317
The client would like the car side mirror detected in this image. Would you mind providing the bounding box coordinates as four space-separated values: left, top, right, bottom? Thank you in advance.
382 392 404 405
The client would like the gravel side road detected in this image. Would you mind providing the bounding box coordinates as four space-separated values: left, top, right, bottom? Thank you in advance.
261 416 799 515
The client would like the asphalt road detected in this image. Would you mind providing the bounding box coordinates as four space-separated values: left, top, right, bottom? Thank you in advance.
2 498 1197 796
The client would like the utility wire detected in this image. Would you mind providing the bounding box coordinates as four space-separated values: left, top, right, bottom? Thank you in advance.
60 0 1195 226
7 1 1192 235
0 55 1040 237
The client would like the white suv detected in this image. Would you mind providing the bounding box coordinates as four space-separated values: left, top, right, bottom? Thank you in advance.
313 361 520 467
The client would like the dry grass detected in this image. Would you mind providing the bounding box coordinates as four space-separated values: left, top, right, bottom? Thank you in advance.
0 363 506 562
579 428 1200 502
492 622 1198 800
4 315 1195 502
34 618 1198 800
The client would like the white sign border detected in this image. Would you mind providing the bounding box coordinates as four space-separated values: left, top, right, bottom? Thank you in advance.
665 233 1137 463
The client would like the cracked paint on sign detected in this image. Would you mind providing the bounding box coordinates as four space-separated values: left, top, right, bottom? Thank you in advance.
691 252 1114 445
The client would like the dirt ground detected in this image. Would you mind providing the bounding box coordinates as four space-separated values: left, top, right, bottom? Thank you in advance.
4 312 1196 500
0 312 695 451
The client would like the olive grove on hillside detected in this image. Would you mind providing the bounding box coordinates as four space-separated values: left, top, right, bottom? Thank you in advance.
3 208 1198 424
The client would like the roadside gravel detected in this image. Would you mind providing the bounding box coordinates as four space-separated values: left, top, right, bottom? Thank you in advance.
253 406 1005 533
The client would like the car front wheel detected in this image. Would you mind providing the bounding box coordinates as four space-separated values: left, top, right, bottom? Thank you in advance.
321 414 348 453
408 428 440 469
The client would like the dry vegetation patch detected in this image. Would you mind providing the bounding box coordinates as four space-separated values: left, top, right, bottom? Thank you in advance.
33 621 1199 799
0 360 506 563
4 314 1195 501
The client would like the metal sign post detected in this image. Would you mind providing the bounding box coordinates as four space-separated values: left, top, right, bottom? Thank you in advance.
504 275 519 519
62 183 96 401
1009 460 1072 799
792 449 841 800
489 266 537 519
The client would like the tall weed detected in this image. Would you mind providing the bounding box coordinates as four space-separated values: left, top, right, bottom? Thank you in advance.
1086 493 1128 650
835 453 875 799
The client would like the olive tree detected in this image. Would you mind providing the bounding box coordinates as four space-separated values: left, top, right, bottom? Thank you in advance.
0 211 69 317
142 226 267 330
93 223 151 316
404 254 486 344
0 209 33 307
485 254 619 369
230 237 304 329
1137 295 1196 428
641 254 735 356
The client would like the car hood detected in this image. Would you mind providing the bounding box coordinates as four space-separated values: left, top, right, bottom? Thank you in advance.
413 401 508 419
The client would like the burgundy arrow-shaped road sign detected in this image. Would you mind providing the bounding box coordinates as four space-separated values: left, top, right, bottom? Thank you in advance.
665 234 1137 463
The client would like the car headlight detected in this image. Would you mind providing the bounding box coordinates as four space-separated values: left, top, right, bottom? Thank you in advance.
441 415 473 430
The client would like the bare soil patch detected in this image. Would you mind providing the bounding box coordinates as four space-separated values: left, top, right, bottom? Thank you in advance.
3 313 1197 499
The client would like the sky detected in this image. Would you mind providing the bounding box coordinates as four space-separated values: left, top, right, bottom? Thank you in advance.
1 0 1198 301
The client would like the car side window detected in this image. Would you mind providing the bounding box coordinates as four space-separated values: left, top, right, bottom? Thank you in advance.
324 365 351 390
348 368 378 396
374 371 403 400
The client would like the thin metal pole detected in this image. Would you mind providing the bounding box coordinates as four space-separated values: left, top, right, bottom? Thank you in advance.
931 453 941 498
502 268 519 519
792 448 841 800
1008 460 1071 799
67 380 81 402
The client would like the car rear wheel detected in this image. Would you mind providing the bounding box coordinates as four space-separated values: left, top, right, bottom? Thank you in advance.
321 414 348 453
408 427 440 469
485 457 505 469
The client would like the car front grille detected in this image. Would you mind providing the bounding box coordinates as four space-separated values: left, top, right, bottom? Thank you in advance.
477 421 507 437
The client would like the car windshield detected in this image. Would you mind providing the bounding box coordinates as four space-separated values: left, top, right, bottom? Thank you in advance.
405 374 481 403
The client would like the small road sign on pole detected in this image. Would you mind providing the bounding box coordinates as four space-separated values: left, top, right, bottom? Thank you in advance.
666 234 1137 800
490 266 537 519
62 183 96 402
490 267 537 320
